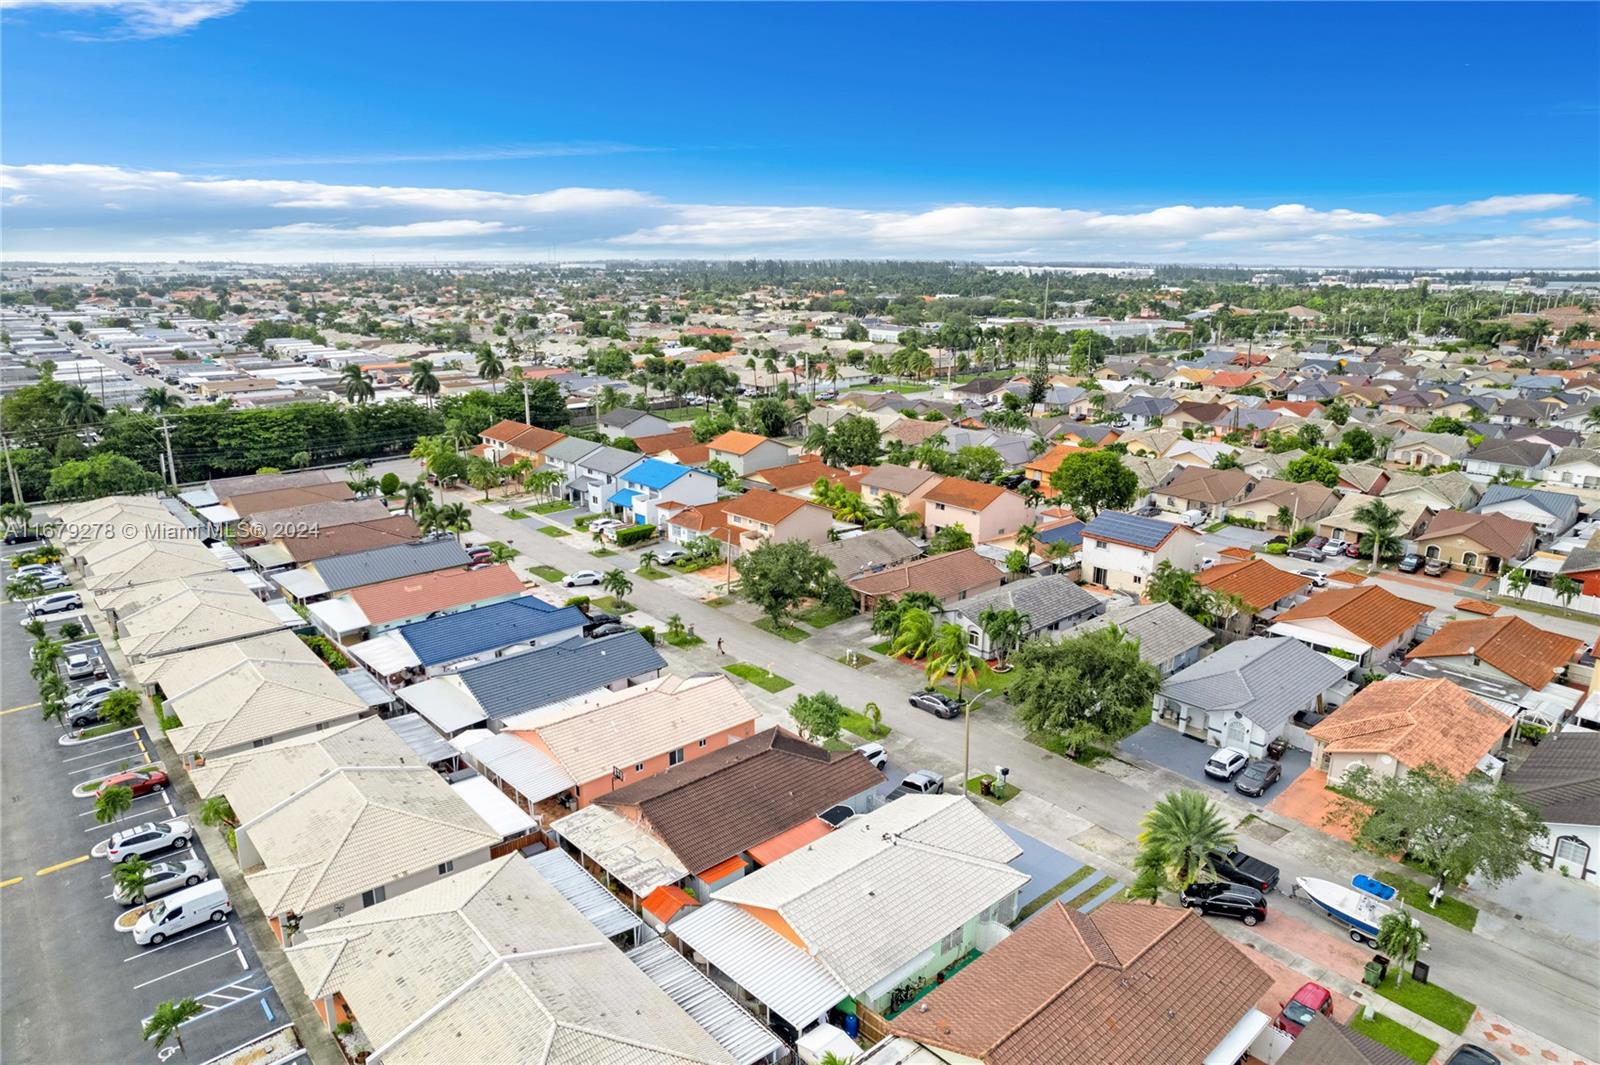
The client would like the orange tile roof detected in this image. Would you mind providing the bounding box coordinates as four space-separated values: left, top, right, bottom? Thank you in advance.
1026 443 1076 477
632 427 698 455
481 418 533 443
1407 616 1581 690
663 443 712 465
1454 598 1499 616
1327 570 1366 586
707 430 772 456
347 564 524 625
696 854 747 883
722 489 825 525
641 885 699 925
1307 678 1508 779
665 497 733 534
1198 558 1311 610
922 476 1009 511
746 818 832 866
1273 584 1431 648
1207 371 1257 390
1219 546 1254 561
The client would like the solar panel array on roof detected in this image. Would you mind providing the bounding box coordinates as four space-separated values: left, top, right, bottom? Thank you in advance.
1082 510 1175 550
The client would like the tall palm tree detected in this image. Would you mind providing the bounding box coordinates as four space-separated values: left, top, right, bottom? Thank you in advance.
60 385 105 426
1376 909 1427 986
1352 498 1402 569
1013 522 1039 556
143 998 205 1057
476 349 505 392
601 568 634 600
29 637 64 682
435 502 472 543
925 623 979 702
140 386 185 414
1139 790 1235 890
341 364 375 405
399 479 432 516
977 607 1030 668
866 495 920 536
413 502 443 536
596 384 624 415
890 607 936 661
409 359 440 408
95 785 134 826
113 855 156 906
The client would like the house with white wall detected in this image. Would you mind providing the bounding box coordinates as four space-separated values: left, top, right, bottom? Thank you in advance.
1078 511 1200 594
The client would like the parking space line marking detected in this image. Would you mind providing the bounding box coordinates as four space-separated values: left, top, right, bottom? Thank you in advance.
0 876 23 888
35 855 89 875
226 926 237 946
143 981 268 1028
63 741 142 764
0 702 40 716
132 948 239 990
78 790 166 816
124 920 229 960
236 948 247 970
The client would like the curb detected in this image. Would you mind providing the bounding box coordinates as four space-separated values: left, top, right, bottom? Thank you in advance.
58 724 141 747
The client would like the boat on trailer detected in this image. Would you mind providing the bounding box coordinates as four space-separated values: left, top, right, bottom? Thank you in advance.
1293 876 1398 946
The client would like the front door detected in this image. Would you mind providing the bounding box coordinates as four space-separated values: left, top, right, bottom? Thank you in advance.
1224 717 1251 752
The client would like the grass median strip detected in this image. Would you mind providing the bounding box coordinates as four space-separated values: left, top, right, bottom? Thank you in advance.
754 618 809 642
1014 866 1096 924
796 603 852 629
965 774 1019 805
1068 875 1119 910
1347 1010 1439 1063
1373 971 1474 1034
537 526 570 538
724 663 793 693
530 565 565 582
1393 879 1477 932
839 710 889 740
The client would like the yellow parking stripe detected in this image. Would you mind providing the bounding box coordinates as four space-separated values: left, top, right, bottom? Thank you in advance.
0 702 40 716
0 876 23 888
35 856 89 876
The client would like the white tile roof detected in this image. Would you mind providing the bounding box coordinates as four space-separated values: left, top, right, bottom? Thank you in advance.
166 656 368 756
508 674 756 786
51 495 179 547
669 900 849 1025
241 766 499 916
712 795 1028 992
552 804 688 897
131 628 315 693
90 570 256 620
81 538 224 591
117 585 287 660
284 857 730 1065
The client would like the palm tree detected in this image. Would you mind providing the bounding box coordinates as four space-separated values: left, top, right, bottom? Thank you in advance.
890 607 936 661
486 543 517 564
113 855 156 906
476 349 505 392
978 607 1030 668
638 550 659 573
60 385 105 426
601 568 633 600
525 468 561 500
901 591 941 613
409 359 440 408
140 386 185 414
143 998 205 1057
866 495 920 536
926 623 979 702
1138 790 1235 890
466 456 502 502
341 364 375 405
1352 498 1402 569
1551 573 1581 614
1505 566 1531 600
596 384 624 415
414 502 442 536
30 637 64 682
197 796 237 830
435 502 472 543
1013 522 1038 557
833 492 869 525
1376 909 1427 987
399 479 432 516
95 785 134 826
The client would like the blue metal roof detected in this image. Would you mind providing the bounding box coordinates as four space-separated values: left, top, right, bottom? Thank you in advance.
620 458 692 490
608 488 640 509
1081 511 1177 550
397 598 588 667
457 632 667 720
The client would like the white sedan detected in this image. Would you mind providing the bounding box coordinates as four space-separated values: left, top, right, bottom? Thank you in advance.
562 570 603 588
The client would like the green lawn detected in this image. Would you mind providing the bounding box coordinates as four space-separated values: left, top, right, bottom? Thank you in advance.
655 406 704 422
635 565 671 580
704 596 733 608
530 499 573 514
754 617 810 642
537 526 569 538
837 652 873 669
504 508 529 519
1374 971 1475 1034
1014 865 1097 924
724 663 793 692
78 721 135 739
934 663 1019 701
664 632 705 649
869 640 894 655
483 540 519 559
591 596 633 614
1026 730 1114 766
1347 1011 1439 1064
1067 875 1120 910
796 602 854 629
1393 879 1478 932
839 709 890 740
852 382 934 394
591 547 617 557
529 565 565 582
966 774 1020 805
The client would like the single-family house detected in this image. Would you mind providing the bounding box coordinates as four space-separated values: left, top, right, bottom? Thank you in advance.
942 575 1104 656
1380 469 1482 513
267 515 421 566
1234 478 1341 529
883 901 1273 1065
1157 466 1255 518
1473 484 1582 538
1269 584 1431 667
612 458 718 527
568 444 644 514
346 597 589 685
162 651 372 761
1544 447 1600 490
722 490 834 550
597 406 674 441
1078 511 1200 594
308 563 526 645
921 477 1033 544
1197 558 1312 633
276 538 474 603
816 528 922 580
1157 637 1349 756
1308 678 1510 785
1510 731 1600 881
539 435 605 494
1464 437 1554 481
1386 430 1470 469
1404 616 1582 721
845 549 1003 610
112 584 291 662
860 464 942 520
1412 509 1539 575
707 431 794 476
1073 601 1212 677
478 418 566 464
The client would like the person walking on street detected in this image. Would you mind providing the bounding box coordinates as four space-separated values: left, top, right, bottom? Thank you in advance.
716 636 725 654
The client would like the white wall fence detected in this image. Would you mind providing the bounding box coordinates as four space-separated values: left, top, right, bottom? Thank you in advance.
1495 576 1600 619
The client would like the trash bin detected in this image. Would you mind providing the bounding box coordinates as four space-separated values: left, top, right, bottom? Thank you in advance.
843 1014 860 1039
1411 960 1430 985
1362 961 1384 987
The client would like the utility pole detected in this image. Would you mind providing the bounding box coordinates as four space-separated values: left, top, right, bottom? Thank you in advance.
522 378 531 426
1 432 24 504
962 690 993 802
158 417 178 488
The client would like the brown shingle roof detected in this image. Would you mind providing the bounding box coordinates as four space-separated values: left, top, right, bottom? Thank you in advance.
346 564 523 626
1164 465 1255 503
225 482 353 519
1198 558 1311 610
633 426 698 455
1307 678 1508 779
890 902 1271 1065
1414 510 1538 558
845 548 1001 602
1273 585 1430 648
1406 616 1582 690
861 463 941 496
923 476 1010 511
595 727 882 874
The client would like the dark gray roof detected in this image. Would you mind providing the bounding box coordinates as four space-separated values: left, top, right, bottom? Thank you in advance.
1468 437 1552 467
309 537 470 593
816 529 922 578
543 436 604 465
457 633 667 720
599 407 656 428
1075 602 1212 667
947 575 1103 629
1160 637 1347 732
1081 511 1178 551
1509 731 1600 826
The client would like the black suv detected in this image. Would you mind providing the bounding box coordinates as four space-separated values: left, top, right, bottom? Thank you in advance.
1181 881 1268 925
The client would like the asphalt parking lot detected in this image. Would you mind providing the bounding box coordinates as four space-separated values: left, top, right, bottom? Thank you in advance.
1117 720 1312 808
1 555 286 1064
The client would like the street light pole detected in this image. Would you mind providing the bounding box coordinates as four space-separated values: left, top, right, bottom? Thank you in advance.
962 690 993 801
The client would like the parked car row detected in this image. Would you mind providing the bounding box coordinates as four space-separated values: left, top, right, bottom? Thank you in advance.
1204 747 1287 798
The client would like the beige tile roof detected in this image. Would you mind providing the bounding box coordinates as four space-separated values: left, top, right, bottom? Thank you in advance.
91 570 256 619
845 548 1001 602
49 495 179 547
284 856 729 1065
81 538 224 591
714 795 1027 991
165 656 368 757
508 675 756 786
117 585 286 660
242 766 499 916
131 628 316 693
1308 678 1509 779
190 717 418 824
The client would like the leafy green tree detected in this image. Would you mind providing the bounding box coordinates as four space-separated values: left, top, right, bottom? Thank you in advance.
198 796 237 829
1048 449 1137 516
46 453 162 501
1129 790 1236 900
1424 416 1468 436
143 998 205 1057
952 445 1004 483
790 691 845 742
1326 398 1351 426
379 471 401 497
1339 425 1376 460
1010 625 1158 758
100 689 142 729
1284 454 1340 488
1376 909 1428 986
928 523 974 554
1352 498 1402 568
1147 561 1222 625
733 539 835 628
745 397 790 437
821 415 882 467
1328 762 1545 903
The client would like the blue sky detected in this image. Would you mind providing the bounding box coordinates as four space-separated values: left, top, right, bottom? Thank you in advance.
3 1 1597 266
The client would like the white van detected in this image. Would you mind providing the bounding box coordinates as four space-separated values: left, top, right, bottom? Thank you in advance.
133 880 231 946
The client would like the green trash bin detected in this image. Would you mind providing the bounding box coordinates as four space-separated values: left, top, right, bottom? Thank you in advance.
1362 960 1384 987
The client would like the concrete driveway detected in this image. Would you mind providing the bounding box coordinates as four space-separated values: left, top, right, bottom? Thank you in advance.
997 823 1087 911
1117 721 1311 808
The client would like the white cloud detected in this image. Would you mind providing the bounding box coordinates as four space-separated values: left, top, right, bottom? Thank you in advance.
1525 215 1596 232
2 0 245 40
254 219 523 239
1397 193 1590 225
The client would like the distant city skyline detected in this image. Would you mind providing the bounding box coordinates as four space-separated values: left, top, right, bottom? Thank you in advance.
2 2 1596 266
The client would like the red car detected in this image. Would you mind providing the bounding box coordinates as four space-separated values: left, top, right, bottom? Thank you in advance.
1278 981 1334 1036
1344 541 1363 558
97 770 169 798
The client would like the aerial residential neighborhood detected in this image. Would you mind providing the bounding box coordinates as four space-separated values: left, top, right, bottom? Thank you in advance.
1 3 1597 1065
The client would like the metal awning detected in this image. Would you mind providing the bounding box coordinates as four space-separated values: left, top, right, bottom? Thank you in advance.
335 667 392 708
383 713 456 765
529 849 642 940
308 598 369 637
551 804 685 898
451 775 537 840
397 676 487 735
273 568 329 600
669 900 847 1027
628 938 784 1065
348 631 421 676
243 543 294 570
460 731 574 804
1204 1008 1270 1065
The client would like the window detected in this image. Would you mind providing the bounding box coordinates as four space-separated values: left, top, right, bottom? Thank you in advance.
437 861 454 876
1555 836 1590 867
669 747 685 767
634 762 645 773
361 886 387 907
939 926 964 954
698 738 708 748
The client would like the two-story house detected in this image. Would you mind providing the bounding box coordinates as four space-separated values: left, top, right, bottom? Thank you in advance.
860 464 943 525
1079 511 1200 594
569 444 644 513
706 430 795 477
921 477 1032 544
612 457 718 527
